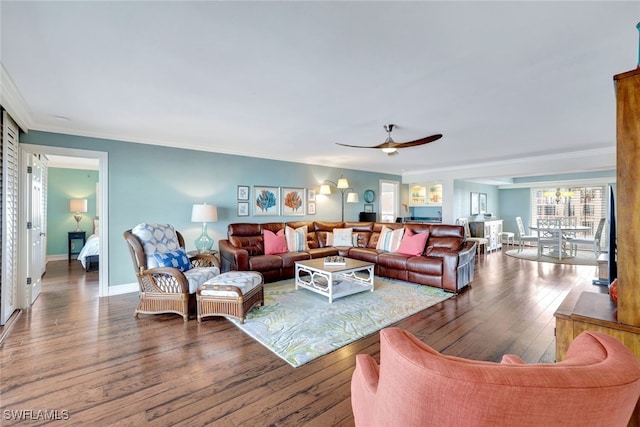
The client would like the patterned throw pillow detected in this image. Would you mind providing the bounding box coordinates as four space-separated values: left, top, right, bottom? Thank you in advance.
332 228 353 247
376 226 405 253
264 229 288 255
396 228 430 256
285 225 309 252
153 248 191 272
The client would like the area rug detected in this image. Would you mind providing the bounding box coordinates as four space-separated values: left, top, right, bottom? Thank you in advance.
229 277 453 367
505 247 597 266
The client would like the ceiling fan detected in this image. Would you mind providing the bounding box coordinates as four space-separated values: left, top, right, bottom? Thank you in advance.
336 124 442 156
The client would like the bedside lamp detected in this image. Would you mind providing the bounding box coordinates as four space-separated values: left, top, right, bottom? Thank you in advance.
69 198 88 231
191 203 218 253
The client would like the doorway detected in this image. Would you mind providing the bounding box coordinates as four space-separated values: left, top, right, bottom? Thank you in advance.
380 180 400 223
19 144 109 302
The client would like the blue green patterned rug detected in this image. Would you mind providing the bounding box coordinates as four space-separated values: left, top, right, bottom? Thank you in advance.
230 277 454 367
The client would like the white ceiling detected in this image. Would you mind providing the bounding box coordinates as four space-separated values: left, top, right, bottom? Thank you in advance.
1 1 638 183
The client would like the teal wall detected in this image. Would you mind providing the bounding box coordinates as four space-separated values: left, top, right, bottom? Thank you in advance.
47 167 99 255
498 188 531 234
21 131 400 287
453 180 501 222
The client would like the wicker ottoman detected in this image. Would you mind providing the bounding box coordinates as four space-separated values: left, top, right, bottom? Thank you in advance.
196 271 264 323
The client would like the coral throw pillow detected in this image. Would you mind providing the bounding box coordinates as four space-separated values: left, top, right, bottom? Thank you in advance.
396 229 429 256
264 229 288 255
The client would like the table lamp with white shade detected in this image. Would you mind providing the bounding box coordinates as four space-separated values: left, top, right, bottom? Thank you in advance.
191 203 218 253
69 198 88 231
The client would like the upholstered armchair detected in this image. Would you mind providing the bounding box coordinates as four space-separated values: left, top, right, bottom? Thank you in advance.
124 223 220 321
351 328 640 427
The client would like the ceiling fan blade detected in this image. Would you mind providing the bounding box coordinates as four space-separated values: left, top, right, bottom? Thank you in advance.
395 134 443 148
335 142 383 149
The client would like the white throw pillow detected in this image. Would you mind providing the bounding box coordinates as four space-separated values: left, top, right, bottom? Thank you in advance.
376 226 405 253
332 228 353 247
285 225 309 252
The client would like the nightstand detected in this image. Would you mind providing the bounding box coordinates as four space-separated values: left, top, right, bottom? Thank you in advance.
68 231 86 262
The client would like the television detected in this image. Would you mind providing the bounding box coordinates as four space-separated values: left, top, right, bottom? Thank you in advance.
607 185 617 285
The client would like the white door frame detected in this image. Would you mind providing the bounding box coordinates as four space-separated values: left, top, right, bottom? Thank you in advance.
379 179 400 223
19 144 109 300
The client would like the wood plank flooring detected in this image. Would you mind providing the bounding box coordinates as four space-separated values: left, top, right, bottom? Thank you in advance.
0 249 608 426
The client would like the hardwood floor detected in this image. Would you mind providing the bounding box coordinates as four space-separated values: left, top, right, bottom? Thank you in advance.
0 250 608 426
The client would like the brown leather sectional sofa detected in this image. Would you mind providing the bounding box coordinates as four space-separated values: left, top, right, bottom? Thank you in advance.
219 221 477 293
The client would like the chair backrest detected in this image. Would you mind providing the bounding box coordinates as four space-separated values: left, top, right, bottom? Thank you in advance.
515 216 526 237
594 217 606 241
124 223 186 271
455 218 471 238
536 218 562 239
351 327 640 427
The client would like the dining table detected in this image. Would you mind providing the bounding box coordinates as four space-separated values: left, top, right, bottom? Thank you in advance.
528 224 592 258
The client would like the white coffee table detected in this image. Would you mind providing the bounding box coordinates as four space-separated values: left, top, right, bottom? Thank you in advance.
294 257 374 303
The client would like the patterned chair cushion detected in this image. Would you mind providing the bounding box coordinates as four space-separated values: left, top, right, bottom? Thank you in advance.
153 248 191 272
132 223 181 268
185 267 221 294
200 271 263 298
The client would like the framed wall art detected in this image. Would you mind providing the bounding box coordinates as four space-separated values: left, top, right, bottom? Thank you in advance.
237 201 249 217
479 193 487 214
307 188 316 202
253 186 280 216
470 192 479 215
364 203 374 213
307 201 316 215
281 187 305 216
237 185 249 201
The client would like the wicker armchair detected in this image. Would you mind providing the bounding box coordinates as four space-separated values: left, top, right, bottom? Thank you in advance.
124 223 220 321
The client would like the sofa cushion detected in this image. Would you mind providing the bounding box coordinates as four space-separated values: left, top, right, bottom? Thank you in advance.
280 251 311 268
264 229 288 255
377 226 405 253
378 252 410 269
348 247 380 263
396 229 429 256
333 228 354 247
286 225 309 252
153 248 191 272
249 255 283 271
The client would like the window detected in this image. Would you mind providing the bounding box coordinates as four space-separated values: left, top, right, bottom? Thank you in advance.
380 180 399 223
530 186 607 242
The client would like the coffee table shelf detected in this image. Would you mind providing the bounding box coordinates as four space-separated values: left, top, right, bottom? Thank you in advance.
294 258 374 303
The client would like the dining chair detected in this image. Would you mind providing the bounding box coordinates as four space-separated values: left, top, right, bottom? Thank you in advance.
536 218 568 260
456 218 487 255
568 217 606 257
515 216 537 252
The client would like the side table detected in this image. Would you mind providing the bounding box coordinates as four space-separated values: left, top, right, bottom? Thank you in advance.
68 231 86 262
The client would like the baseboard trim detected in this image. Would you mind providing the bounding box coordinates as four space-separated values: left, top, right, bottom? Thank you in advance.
107 282 138 296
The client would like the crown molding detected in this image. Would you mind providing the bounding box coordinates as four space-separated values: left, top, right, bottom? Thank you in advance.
0 63 33 132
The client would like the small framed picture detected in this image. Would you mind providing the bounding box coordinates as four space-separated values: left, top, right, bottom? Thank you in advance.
470 192 479 215
479 193 487 214
237 201 249 216
237 185 249 201
364 203 374 213
307 188 316 202
308 201 316 215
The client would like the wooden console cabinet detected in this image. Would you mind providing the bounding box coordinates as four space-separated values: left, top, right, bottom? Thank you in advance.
470 220 503 252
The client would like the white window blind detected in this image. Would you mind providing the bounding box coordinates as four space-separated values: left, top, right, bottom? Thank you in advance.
529 186 608 244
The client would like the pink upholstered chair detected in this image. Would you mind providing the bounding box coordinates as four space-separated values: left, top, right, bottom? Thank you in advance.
351 328 640 427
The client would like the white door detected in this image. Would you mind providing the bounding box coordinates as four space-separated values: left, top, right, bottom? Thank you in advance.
26 153 46 304
380 180 400 223
1 112 20 324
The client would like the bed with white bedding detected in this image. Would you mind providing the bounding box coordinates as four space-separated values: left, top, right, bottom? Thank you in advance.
77 218 99 271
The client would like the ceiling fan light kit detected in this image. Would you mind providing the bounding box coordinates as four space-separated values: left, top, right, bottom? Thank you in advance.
336 123 442 156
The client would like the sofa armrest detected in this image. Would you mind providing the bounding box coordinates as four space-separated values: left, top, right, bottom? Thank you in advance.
219 239 249 272
440 241 476 292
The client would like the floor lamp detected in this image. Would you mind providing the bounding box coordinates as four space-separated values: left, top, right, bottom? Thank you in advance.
319 176 358 221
